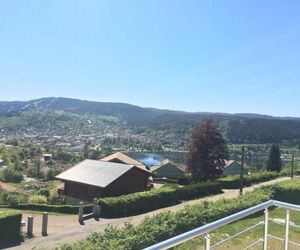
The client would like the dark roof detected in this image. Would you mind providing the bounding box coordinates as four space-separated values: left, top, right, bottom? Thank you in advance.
55 159 147 188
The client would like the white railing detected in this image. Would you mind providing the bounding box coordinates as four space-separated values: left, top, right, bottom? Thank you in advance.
144 200 300 250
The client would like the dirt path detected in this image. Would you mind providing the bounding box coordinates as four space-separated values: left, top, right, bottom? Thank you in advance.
7 177 291 250
0 181 19 193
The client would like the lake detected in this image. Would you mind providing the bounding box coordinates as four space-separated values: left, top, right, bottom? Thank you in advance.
126 151 186 167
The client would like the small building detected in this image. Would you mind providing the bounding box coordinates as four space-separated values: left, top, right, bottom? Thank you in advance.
43 154 52 162
101 152 148 172
55 159 150 201
223 160 249 176
151 159 186 179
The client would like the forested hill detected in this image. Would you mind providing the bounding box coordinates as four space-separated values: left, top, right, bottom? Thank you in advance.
1 97 300 144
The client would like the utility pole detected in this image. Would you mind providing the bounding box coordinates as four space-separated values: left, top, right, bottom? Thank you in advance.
240 146 245 195
291 152 294 179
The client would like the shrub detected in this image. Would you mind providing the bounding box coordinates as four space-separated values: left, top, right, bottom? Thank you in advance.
28 195 47 204
3 193 27 206
0 210 22 245
15 203 93 214
246 171 279 184
98 187 179 218
270 178 300 204
0 192 6 205
48 189 60 204
60 178 300 250
98 182 221 218
61 188 272 250
178 181 222 200
218 171 279 189
160 183 179 190
45 168 61 181
0 167 23 183
37 188 50 199
5 194 20 207
279 168 300 177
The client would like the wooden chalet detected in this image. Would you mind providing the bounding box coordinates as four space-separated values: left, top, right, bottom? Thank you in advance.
151 159 187 179
56 159 151 201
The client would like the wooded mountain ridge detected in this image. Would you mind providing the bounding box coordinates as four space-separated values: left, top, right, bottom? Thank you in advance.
0 97 300 144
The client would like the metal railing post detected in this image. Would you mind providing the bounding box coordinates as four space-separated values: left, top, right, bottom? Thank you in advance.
205 233 211 250
284 210 290 250
263 208 269 250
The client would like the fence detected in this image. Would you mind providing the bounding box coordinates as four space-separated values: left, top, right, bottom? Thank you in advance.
144 200 300 250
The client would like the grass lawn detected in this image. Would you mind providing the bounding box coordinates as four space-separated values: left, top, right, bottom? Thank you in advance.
0 207 71 216
175 208 300 250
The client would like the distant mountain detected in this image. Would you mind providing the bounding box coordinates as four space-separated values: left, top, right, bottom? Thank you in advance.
1 97 300 145
0 97 179 126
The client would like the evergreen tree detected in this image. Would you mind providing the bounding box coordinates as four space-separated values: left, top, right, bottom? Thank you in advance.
266 144 282 172
36 146 42 178
36 158 41 178
83 141 90 159
186 119 229 181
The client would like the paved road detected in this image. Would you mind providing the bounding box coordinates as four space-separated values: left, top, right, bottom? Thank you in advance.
7 177 291 250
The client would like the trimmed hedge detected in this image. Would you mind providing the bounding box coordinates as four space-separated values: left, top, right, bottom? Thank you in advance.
61 178 300 250
61 188 273 250
98 187 179 218
218 171 279 189
178 182 222 200
0 210 22 245
98 182 222 218
15 203 93 214
270 178 300 205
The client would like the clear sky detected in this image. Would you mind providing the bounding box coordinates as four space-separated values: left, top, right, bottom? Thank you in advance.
0 1 300 116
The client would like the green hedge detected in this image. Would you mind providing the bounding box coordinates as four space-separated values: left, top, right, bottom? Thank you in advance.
98 187 179 218
98 182 222 218
218 171 279 189
61 178 300 250
178 182 222 200
15 203 93 214
61 188 273 250
269 178 300 205
0 210 22 245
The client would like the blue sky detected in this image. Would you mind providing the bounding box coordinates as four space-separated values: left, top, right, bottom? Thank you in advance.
0 1 300 116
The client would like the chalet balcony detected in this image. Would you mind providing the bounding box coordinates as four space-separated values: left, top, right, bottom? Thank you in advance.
144 200 300 250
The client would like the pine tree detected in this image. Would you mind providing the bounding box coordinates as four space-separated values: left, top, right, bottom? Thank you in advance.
266 144 282 172
186 119 229 181
83 141 90 159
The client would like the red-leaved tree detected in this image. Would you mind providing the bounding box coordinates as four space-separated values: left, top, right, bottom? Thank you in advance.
186 119 229 181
